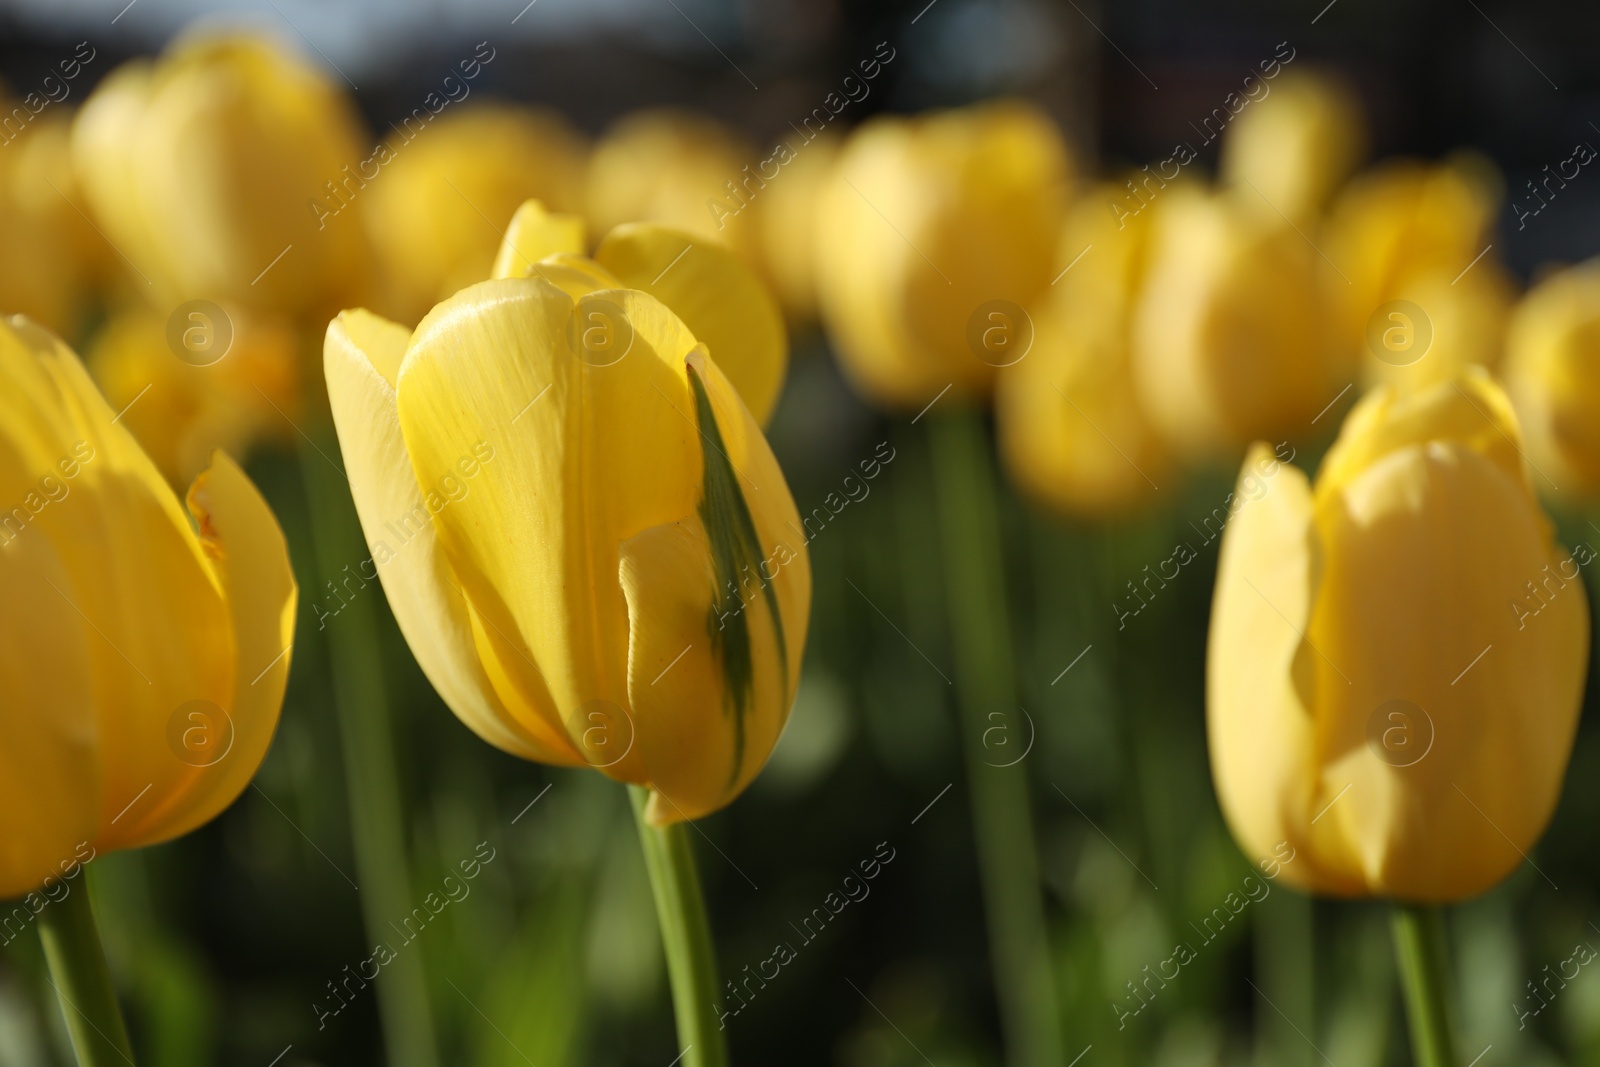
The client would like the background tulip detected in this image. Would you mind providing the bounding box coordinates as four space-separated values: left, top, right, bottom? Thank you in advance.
325 258 809 824
1323 157 1515 392
362 102 588 323
0 314 296 900
1219 68 1367 226
1209 371 1589 902
1504 258 1600 497
1132 185 1332 456
997 178 1172 517
0 107 101 335
586 108 763 266
814 99 1072 409
70 32 372 320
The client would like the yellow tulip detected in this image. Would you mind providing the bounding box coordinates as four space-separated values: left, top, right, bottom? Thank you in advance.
1220 69 1366 225
586 108 762 260
1504 259 1600 497
1323 157 1514 392
70 32 371 319
996 179 1172 517
1131 185 1332 455
324 203 809 823
87 304 301 484
815 99 1072 410
362 102 588 322
0 315 297 899
754 131 839 323
1208 370 1589 902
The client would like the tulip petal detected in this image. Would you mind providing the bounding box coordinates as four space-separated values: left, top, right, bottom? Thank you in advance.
325 309 578 764
629 351 811 824
525 253 625 302
1208 443 1367 894
0 318 234 850
0 529 100 898
596 224 788 425
1310 439 1588 900
491 200 587 280
398 280 710 777
118 451 297 848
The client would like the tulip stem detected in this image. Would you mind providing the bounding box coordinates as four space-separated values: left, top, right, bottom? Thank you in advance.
36 870 137 1066
928 407 1066 1067
629 786 729 1067
300 440 441 1067
1391 903 1459 1067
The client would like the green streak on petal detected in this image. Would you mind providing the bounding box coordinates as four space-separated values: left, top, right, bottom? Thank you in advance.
688 364 787 790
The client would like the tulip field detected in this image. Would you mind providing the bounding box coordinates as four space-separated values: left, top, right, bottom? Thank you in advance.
1 2 1599 1066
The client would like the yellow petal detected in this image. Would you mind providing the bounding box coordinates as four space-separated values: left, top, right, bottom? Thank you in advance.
524 253 624 302
1310 438 1587 900
491 199 588 281
1208 444 1364 894
0 318 232 849
123 450 297 848
627 349 810 823
0 528 99 898
325 309 574 763
397 281 710 776
596 223 788 425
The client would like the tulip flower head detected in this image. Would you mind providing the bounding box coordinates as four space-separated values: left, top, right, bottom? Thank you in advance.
997 178 1173 517
71 32 372 319
0 315 297 899
1208 370 1589 902
1504 258 1600 498
1324 157 1514 393
325 201 809 823
815 99 1072 410
1220 68 1367 226
1132 185 1333 456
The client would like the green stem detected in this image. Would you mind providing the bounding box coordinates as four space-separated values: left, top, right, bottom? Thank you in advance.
629 786 729 1067
36 871 136 1066
928 407 1065 1067
1391 903 1458 1067
300 440 440 1067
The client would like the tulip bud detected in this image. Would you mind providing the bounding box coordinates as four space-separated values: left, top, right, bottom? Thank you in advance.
755 131 839 323
0 315 296 899
997 179 1172 517
1208 370 1589 901
362 103 588 323
1220 69 1367 225
325 223 809 823
814 100 1072 410
1504 259 1600 498
0 108 100 334
87 303 300 484
1131 186 1332 455
71 33 372 320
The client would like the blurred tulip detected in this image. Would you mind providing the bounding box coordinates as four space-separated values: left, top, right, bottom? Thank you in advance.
1220 69 1367 225
756 131 838 323
815 99 1072 409
1323 157 1515 392
586 108 762 263
1504 259 1600 497
0 107 100 334
1132 185 1332 455
87 304 300 485
363 102 588 322
1209 370 1588 902
71 32 371 320
0 314 296 899
325 202 809 824
997 179 1172 517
